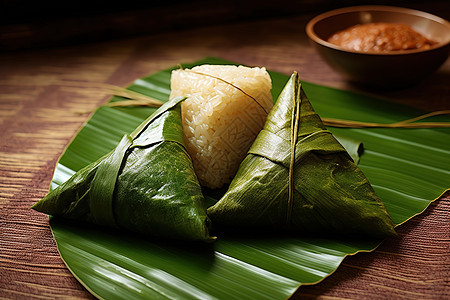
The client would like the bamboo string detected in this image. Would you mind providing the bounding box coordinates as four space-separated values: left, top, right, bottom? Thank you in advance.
322 110 450 128
393 110 450 124
14 77 448 128
56 81 164 107
106 101 450 129
97 78 449 129
181 68 269 114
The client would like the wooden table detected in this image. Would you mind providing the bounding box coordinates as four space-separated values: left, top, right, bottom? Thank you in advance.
1 3 449 299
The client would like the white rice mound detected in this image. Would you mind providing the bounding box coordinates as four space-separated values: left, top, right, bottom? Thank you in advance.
170 64 273 189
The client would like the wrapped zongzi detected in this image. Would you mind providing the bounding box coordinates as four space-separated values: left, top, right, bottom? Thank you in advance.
207 72 396 238
33 96 214 242
170 65 273 189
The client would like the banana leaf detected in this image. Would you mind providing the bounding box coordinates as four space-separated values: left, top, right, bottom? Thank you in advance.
207 72 395 238
33 96 213 242
45 57 449 300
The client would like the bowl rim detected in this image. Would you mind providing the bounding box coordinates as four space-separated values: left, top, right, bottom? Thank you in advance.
305 5 450 56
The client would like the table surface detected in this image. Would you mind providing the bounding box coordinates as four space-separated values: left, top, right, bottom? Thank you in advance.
1 3 449 299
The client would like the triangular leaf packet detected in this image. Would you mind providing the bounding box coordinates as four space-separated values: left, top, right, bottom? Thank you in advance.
207 73 396 238
33 96 214 242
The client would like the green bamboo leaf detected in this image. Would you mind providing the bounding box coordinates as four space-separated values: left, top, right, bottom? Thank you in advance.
207 72 395 238
34 96 213 242
333 133 362 164
45 57 449 300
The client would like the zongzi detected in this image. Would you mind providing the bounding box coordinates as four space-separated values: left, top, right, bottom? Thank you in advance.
32 96 214 242
170 65 273 189
207 72 396 238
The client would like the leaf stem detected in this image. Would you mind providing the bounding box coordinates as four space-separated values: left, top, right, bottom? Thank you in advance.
288 79 301 226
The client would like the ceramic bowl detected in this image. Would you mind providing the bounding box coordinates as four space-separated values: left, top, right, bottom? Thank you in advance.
305 6 450 88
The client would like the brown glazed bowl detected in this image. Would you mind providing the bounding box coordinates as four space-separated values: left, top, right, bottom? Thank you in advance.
306 6 450 88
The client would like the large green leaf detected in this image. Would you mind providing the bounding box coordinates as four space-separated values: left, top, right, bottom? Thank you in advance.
48 57 449 299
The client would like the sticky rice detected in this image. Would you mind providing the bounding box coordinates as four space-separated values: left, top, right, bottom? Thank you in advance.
170 64 273 189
